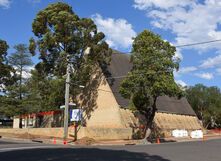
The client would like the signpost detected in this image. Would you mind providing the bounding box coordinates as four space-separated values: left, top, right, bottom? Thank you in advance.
69 109 82 141
60 100 80 142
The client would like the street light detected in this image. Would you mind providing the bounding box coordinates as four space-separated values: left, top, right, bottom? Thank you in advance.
63 47 90 142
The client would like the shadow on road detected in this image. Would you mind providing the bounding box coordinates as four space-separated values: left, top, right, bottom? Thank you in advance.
0 147 171 161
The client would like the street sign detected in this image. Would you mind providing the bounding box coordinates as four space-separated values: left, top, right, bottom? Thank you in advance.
60 105 65 109
69 102 76 106
60 103 76 109
70 109 82 121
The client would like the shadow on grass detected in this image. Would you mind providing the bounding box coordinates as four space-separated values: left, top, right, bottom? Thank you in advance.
0 147 171 161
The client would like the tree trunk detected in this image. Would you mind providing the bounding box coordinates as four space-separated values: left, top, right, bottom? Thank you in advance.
19 66 22 100
147 96 157 127
19 118 22 128
143 97 158 140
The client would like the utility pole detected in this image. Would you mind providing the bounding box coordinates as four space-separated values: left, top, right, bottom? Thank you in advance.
63 47 90 141
63 54 71 141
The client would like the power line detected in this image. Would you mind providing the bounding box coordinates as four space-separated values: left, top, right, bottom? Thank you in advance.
105 75 129 80
101 71 173 81
97 88 114 93
175 39 221 48
72 39 221 85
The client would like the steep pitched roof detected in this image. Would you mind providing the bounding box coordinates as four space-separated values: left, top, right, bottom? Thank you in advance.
105 51 132 107
105 51 196 116
156 96 196 115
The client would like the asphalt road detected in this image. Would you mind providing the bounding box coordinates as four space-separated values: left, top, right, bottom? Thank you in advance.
0 138 220 161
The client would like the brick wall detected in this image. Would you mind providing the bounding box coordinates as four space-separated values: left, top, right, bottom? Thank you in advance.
0 127 132 140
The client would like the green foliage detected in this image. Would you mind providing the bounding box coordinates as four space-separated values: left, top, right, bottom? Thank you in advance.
0 44 33 116
147 123 165 142
0 39 16 93
1 2 112 116
30 2 111 77
24 69 65 112
8 44 33 100
132 129 143 140
0 39 8 61
186 84 221 128
0 92 31 116
26 2 111 111
8 44 33 70
120 30 183 128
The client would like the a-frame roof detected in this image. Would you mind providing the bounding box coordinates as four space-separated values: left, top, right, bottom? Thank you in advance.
104 51 196 116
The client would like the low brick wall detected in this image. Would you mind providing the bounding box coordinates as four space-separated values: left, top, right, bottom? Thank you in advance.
0 128 63 138
76 127 132 140
0 127 132 140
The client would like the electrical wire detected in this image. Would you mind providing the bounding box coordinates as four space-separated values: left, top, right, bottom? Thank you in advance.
71 39 221 89
175 39 221 48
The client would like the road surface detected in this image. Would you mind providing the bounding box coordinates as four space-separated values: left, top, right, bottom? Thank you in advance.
0 138 220 161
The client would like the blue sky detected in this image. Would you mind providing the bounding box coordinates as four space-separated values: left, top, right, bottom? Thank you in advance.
0 0 221 88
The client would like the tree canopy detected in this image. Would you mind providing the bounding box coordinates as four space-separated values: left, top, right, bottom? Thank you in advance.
0 2 112 116
8 44 33 100
30 2 111 77
27 2 112 111
186 84 221 128
120 30 183 131
0 39 15 93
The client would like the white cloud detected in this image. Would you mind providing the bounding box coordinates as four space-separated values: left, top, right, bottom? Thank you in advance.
14 66 34 79
0 84 6 91
167 41 183 60
134 0 193 10
27 0 41 4
134 0 221 52
92 14 136 50
175 48 183 60
200 54 221 68
0 0 10 9
176 79 187 87
22 71 31 79
178 66 198 74
216 68 221 75
195 72 214 80
175 66 197 78
23 66 34 79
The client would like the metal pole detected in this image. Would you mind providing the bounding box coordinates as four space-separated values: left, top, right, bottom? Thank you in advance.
63 58 71 141
63 47 89 141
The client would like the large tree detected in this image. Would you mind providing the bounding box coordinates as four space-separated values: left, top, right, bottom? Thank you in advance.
8 44 33 100
186 84 221 128
0 40 18 117
1 44 33 118
0 39 15 93
120 30 183 136
29 2 111 109
24 69 65 112
30 2 111 76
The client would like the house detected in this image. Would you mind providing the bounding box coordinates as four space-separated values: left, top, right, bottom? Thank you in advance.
13 110 63 128
78 51 202 138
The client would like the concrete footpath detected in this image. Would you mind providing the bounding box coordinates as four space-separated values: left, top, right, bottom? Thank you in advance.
1 133 221 146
